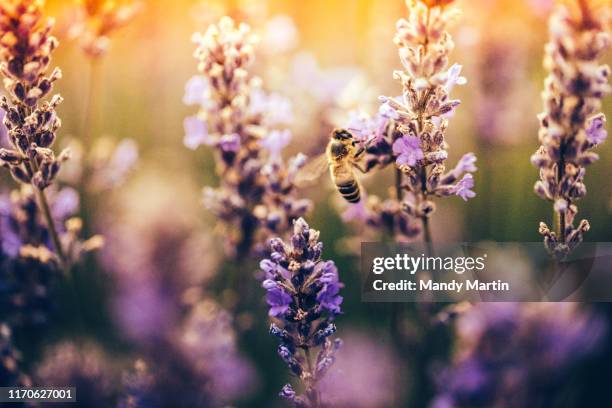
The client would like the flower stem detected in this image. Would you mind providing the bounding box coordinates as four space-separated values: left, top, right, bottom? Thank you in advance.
304 347 321 408
35 187 67 271
556 155 566 242
82 58 102 150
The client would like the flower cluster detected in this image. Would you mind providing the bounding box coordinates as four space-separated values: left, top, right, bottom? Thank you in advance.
36 341 118 408
0 186 100 325
432 303 605 408
345 0 476 241
185 16 311 257
531 1 610 258
66 0 143 58
114 299 257 407
0 0 68 191
0 0 101 270
261 218 343 407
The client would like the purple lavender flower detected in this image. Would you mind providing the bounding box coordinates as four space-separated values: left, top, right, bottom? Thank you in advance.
586 114 607 145
1 187 97 326
453 174 476 202
318 331 399 408
261 129 292 159
36 342 117 408
266 287 292 317
341 0 476 244
0 1 99 269
183 75 210 106
261 218 343 407
532 2 610 258
185 17 311 257
393 135 424 168
433 303 606 408
183 116 211 151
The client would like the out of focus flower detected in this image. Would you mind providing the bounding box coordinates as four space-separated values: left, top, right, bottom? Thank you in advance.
318 331 399 408
185 17 311 257
472 36 535 145
260 218 343 407
532 1 611 259
116 299 258 407
66 0 143 57
261 15 299 55
36 342 118 408
99 173 217 343
179 299 258 401
433 303 606 408
0 323 31 387
1 186 100 326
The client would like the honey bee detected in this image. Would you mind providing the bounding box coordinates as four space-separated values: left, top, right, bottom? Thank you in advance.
295 129 370 203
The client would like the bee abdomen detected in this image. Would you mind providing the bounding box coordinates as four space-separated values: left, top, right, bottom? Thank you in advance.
336 179 360 203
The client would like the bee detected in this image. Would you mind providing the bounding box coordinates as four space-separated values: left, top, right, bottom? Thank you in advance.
295 129 370 203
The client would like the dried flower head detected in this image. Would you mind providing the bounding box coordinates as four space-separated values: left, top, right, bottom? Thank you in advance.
260 218 343 407
186 16 311 257
532 0 610 258
67 0 143 57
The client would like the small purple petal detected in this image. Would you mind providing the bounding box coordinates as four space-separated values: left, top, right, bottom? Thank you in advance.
183 75 210 106
261 129 292 158
453 174 476 201
586 114 607 145
392 136 424 168
183 116 211 150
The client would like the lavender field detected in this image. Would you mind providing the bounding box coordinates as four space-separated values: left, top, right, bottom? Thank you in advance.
1 0 612 407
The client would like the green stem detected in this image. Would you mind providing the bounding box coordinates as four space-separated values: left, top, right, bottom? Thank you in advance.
35 187 67 271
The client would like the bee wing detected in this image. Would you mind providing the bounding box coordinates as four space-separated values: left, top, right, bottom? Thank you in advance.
294 153 329 188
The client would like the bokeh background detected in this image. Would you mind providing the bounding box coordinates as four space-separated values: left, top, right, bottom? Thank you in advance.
2 0 612 407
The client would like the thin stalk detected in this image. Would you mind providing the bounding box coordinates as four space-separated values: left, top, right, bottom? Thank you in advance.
304 347 321 407
391 168 405 407
556 155 566 242
81 58 102 150
35 187 67 270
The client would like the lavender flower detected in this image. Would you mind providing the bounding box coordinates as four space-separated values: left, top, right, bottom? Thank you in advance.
1 186 100 326
380 0 477 236
99 175 218 343
186 17 311 257
432 303 606 408
532 1 611 258
66 0 143 58
115 299 258 407
117 360 156 408
261 218 343 407
0 0 101 269
36 341 118 408
317 331 399 408
342 0 476 244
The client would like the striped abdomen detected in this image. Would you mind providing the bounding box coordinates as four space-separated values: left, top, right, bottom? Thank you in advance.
336 178 360 203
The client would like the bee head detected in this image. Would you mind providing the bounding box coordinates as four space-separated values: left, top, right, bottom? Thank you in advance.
332 129 354 144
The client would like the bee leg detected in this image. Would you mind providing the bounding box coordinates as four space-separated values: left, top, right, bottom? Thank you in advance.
353 163 369 174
